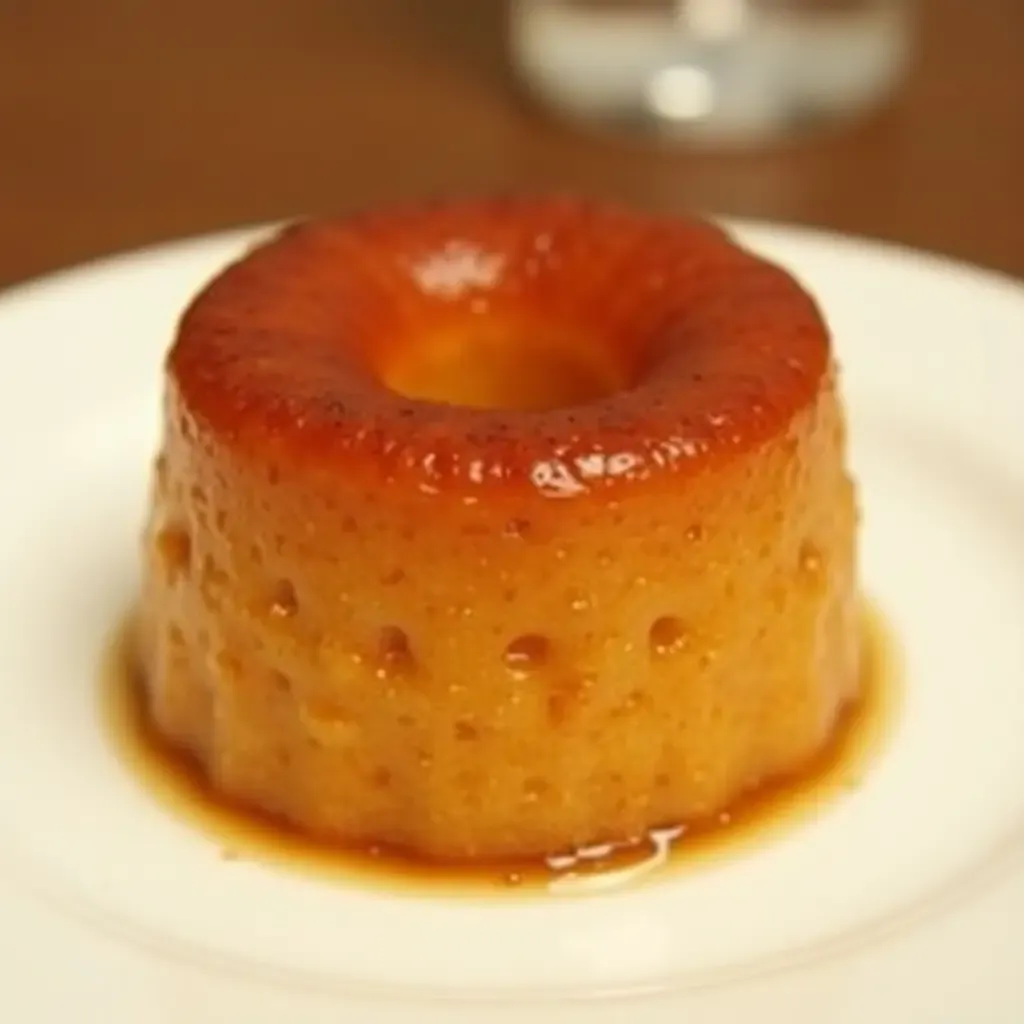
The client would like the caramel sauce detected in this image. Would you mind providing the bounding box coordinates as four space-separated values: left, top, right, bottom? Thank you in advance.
100 604 898 897
381 318 626 413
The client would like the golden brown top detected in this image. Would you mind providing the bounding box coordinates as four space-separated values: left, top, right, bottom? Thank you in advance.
168 196 830 500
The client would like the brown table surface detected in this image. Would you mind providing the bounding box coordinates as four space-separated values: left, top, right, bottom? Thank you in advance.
1 0 1022 290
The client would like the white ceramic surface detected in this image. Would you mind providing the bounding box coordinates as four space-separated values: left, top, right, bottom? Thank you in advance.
0 221 1021 1023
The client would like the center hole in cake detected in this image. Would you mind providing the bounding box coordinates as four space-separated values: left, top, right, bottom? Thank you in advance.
381 318 630 412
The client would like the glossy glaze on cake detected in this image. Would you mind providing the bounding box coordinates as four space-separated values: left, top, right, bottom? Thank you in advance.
138 197 859 861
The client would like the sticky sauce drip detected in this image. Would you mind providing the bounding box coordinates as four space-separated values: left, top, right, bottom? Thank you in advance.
101 603 898 897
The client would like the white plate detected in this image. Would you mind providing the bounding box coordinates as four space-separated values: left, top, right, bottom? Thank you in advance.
0 220 1021 1023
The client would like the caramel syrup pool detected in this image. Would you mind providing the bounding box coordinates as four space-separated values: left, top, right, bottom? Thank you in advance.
100 604 899 897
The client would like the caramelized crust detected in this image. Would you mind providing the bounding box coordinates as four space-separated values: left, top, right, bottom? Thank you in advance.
169 197 828 499
139 197 859 861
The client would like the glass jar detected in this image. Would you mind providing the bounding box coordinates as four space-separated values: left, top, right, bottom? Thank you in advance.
509 0 915 146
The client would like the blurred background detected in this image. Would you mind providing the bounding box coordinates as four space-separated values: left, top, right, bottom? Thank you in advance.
0 0 1022 289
